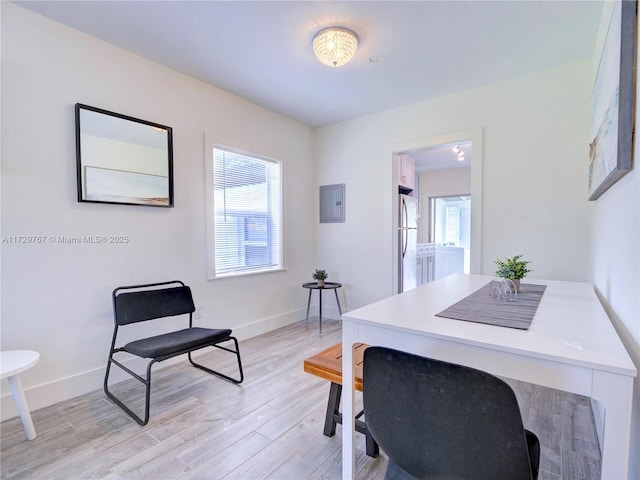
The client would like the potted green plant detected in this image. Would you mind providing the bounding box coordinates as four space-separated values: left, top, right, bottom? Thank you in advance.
494 254 533 293
313 269 328 287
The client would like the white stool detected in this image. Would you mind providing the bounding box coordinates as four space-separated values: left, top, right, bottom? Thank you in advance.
1 350 40 440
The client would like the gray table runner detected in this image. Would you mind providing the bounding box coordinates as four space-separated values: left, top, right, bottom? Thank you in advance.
435 282 547 330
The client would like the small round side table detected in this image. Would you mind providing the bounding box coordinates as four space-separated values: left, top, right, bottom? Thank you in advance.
1 350 40 440
302 282 343 333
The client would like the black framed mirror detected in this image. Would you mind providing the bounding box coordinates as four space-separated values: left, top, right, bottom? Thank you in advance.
75 103 174 207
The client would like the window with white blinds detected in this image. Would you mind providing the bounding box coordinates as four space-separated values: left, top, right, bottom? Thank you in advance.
207 146 282 278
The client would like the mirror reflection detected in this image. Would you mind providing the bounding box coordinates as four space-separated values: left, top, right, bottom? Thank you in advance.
75 104 173 207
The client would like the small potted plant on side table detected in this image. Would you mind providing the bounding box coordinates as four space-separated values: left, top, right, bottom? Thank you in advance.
494 254 533 293
313 269 328 287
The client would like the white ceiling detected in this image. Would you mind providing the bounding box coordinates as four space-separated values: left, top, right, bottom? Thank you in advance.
15 1 603 128
406 141 471 173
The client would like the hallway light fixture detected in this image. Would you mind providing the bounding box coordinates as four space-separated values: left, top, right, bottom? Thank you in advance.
313 27 358 67
452 145 465 162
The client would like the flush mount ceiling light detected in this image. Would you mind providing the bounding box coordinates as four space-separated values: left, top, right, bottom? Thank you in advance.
313 27 358 67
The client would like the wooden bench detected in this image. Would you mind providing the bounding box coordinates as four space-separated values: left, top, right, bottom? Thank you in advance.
303 342 379 457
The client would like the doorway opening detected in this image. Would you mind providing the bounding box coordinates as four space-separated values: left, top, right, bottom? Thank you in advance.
387 128 483 295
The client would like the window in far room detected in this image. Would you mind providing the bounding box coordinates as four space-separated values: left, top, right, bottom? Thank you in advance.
206 146 283 279
430 195 471 273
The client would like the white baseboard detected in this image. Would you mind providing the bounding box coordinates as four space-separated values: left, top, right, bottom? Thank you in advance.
1 308 307 422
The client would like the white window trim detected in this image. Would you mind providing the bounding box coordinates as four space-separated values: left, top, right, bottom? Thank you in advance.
204 137 284 280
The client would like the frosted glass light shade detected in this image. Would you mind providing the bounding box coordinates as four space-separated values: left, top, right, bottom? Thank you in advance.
313 27 358 67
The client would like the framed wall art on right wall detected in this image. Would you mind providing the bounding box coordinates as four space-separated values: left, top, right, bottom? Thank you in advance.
588 0 637 201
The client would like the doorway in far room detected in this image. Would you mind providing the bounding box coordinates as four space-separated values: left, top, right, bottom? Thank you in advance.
430 195 471 275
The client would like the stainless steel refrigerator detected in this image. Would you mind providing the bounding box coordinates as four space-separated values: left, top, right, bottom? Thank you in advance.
398 194 418 293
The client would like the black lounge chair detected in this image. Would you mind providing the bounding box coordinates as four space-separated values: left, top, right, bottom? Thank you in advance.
104 280 244 425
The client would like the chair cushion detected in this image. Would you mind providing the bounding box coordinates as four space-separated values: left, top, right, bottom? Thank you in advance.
123 327 232 358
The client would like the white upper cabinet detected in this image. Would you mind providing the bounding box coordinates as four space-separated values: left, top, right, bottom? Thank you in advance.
398 154 415 192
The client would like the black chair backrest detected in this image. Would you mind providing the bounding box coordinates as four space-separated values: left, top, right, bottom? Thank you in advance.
363 346 534 480
113 284 195 325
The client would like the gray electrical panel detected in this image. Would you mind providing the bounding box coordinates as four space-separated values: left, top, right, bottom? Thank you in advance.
319 183 345 223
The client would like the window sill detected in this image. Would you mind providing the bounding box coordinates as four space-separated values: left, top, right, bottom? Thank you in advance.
207 267 287 281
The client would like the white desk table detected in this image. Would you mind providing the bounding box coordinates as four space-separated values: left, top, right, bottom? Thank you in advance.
1 350 40 440
341 274 636 480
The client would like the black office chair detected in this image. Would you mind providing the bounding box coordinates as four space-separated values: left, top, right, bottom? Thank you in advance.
363 346 540 480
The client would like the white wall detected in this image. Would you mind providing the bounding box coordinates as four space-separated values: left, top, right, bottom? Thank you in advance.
588 4 640 479
420 168 471 199
0 4 315 419
315 59 592 310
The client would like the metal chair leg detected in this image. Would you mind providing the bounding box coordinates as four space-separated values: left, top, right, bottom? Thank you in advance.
104 356 156 426
188 338 244 384
104 338 243 426
365 425 380 457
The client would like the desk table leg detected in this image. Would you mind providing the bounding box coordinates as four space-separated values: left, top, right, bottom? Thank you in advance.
7 374 37 440
593 370 634 479
341 322 357 479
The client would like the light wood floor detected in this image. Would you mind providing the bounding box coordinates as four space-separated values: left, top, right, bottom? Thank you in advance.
1 319 601 480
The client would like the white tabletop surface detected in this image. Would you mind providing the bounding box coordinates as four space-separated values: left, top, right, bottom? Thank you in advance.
1 350 40 379
342 273 636 377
